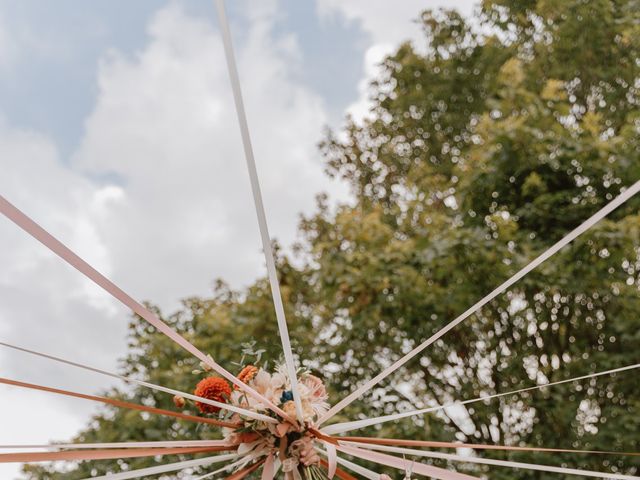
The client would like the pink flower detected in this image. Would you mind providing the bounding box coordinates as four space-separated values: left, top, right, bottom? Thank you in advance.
302 374 328 401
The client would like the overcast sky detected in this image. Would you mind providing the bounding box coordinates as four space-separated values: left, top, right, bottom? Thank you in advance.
0 1 475 477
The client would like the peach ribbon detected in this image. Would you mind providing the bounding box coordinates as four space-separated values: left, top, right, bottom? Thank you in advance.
0 194 291 422
0 446 232 463
0 376 238 429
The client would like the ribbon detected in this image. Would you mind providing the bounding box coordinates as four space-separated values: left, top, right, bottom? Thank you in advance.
0 446 230 463
0 341 272 423
82 453 240 480
316 446 380 480
337 436 640 457
0 376 239 428
347 442 640 480
325 442 337 479
262 453 275 480
330 456 379 480
322 362 640 434
0 194 291 421
225 458 267 480
319 459 358 480
335 443 480 480
213 0 304 422
1 440 233 450
193 456 253 480
317 179 640 425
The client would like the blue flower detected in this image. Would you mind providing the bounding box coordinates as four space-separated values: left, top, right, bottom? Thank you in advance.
280 390 294 403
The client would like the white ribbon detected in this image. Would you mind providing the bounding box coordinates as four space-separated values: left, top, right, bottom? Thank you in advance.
318 179 640 425
81 453 239 480
324 442 337 479
191 455 252 480
322 362 640 434
316 448 380 480
213 0 305 422
0 341 276 423
345 442 640 480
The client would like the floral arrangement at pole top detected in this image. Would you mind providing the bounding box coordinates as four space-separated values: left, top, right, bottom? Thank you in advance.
173 342 352 480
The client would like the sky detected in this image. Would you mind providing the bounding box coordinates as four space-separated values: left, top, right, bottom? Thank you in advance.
0 1 475 478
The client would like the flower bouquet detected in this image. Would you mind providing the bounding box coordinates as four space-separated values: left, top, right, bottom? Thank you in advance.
174 343 332 480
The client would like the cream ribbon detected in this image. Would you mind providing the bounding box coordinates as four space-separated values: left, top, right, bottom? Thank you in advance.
213 0 304 422
322 362 640 434
318 179 640 425
80 453 239 480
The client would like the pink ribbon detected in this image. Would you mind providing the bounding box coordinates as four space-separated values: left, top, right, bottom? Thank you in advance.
325 443 337 479
0 195 291 422
261 454 275 480
334 443 480 480
3 440 233 450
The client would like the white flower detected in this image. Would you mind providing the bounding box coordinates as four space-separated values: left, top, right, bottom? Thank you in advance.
271 371 287 390
252 369 272 396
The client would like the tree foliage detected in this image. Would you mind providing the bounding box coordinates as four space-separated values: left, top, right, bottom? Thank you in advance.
24 0 640 478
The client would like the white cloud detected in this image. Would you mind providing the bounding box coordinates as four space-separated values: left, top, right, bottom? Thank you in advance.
317 0 432 45
316 0 477 121
72 1 345 308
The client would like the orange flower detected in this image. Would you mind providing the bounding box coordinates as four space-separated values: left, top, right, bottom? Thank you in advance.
194 376 231 414
235 365 258 389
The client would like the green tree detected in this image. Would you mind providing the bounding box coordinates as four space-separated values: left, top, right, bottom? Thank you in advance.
24 0 640 478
